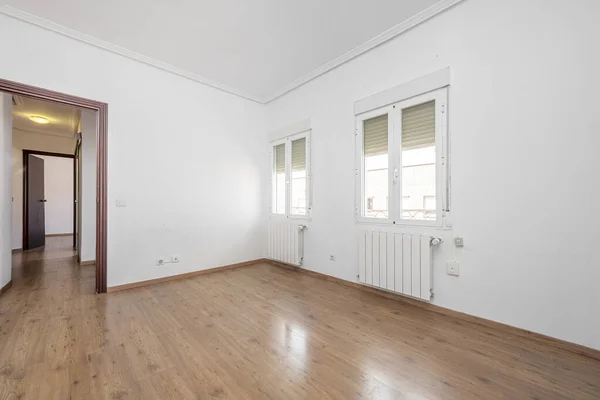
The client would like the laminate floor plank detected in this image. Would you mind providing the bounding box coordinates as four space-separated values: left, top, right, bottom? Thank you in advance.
1 237 599 399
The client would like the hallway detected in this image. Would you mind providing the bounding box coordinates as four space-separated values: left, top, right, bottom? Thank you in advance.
0 236 97 399
9 235 95 299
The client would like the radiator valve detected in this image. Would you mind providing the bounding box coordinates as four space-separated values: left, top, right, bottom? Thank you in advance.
431 237 443 246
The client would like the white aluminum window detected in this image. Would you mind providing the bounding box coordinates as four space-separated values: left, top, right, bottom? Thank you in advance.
356 87 448 226
270 130 311 218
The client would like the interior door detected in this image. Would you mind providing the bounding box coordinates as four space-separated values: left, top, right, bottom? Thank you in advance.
27 155 46 249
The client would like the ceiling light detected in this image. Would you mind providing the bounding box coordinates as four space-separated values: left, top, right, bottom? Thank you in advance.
29 116 50 124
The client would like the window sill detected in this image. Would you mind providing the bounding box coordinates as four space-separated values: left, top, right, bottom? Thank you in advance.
356 219 450 230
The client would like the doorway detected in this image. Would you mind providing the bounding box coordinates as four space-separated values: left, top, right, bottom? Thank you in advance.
0 78 108 293
22 150 75 251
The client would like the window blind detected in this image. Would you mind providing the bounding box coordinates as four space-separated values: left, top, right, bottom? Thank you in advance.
291 138 306 171
363 114 388 156
402 100 435 150
274 144 285 174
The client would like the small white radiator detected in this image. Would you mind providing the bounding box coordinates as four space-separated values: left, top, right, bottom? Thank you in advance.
268 222 306 266
358 231 436 301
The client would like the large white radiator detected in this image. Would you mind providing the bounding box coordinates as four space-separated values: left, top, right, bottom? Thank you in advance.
268 222 306 266
358 231 435 301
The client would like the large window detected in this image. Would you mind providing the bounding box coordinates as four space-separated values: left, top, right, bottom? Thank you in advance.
270 131 310 218
356 87 447 225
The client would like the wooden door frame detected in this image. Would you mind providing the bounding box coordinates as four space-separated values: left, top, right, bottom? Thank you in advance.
23 150 75 251
73 138 81 250
2 78 108 293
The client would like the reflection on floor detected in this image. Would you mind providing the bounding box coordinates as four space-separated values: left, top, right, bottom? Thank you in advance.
1 236 600 399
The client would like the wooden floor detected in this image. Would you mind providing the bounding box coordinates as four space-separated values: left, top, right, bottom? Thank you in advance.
1 237 599 399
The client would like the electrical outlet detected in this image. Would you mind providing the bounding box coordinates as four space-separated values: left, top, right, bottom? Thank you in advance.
447 261 459 276
156 258 167 266
454 236 464 247
171 256 180 263
329 254 336 261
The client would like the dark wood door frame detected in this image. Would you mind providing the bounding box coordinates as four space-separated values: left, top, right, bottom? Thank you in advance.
2 78 108 294
73 138 81 250
23 150 75 251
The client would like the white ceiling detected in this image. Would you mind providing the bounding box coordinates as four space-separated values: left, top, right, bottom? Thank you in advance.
12 95 80 139
3 0 446 102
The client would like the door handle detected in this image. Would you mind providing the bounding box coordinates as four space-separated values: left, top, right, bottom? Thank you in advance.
40 199 47 203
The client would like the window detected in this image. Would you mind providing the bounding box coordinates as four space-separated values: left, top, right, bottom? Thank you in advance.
423 195 436 211
291 137 307 215
273 143 286 214
356 87 447 225
270 131 310 218
363 114 389 218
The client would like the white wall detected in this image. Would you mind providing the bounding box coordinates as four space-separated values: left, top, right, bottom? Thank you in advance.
0 93 12 289
11 129 74 249
266 0 600 350
37 155 73 235
79 110 96 262
0 12 267 287
2 0 598 352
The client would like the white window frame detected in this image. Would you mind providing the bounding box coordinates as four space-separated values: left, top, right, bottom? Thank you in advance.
355 105 394 224
269 129 311 219
355 87 448 228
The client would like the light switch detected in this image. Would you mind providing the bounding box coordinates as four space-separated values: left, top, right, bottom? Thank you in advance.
116 198 127 207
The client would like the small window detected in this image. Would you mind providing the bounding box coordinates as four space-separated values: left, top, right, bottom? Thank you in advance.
270 131 311 218
356 87 447 226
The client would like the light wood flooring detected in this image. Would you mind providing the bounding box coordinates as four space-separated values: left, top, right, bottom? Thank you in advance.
1 236 599 399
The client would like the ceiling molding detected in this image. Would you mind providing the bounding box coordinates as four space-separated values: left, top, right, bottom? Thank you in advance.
13 126 76 140
0 5 266 104
0 1 464 105
12 94 24 108
263 0 466 103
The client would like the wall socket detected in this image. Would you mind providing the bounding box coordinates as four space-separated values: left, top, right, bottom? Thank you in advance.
157 256 180 266
156 258 167 266
454 236 464 247
329 254 336 261
447 261 460 276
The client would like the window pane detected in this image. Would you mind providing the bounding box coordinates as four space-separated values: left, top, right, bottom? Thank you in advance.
272 143 286 214
423 195 435 211
291 138 307 215
401 100 436 221
364 114 388 218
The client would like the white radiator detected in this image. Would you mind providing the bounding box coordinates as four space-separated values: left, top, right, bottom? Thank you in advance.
358 231 435 301
268 222 306 266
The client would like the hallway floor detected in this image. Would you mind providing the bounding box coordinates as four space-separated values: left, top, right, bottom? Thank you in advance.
1 236 600 399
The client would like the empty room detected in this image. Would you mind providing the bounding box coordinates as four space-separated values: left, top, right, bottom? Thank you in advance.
0 0 599 399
